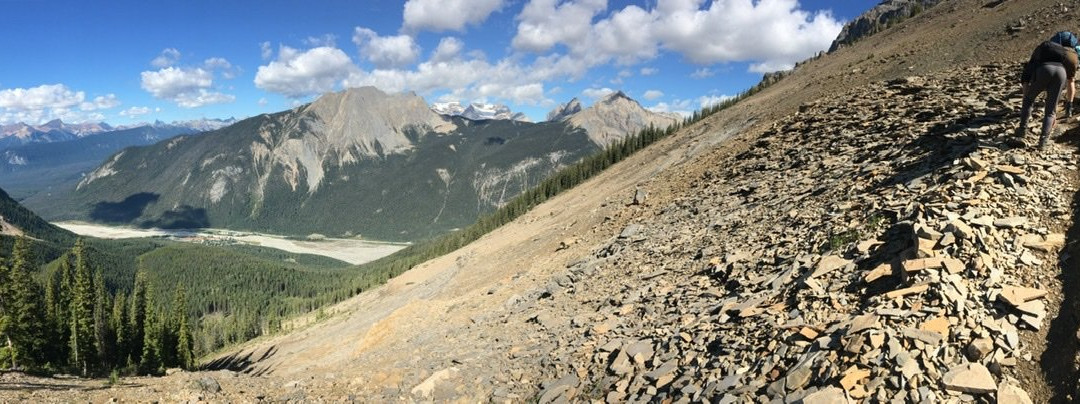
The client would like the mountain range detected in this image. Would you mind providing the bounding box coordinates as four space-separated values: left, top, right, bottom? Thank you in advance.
430 101 531 122
0 118 237 151
53 88 677 241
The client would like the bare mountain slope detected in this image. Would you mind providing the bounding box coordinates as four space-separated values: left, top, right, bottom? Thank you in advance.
7 0 1080 402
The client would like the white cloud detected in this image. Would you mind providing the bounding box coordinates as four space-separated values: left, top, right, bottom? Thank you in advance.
0 84 120 124
258 97 268 106
582 87 615 99
691 68 715 79
432 37 465 62
353 28 421 69
119 106 151 118
141 66 235 108
513 0 607 52
80 94 120 111
261 41 273 60
303 34 337 48
204 57 240 79
403 0 506 32
151 48 182 68
640 67 658 76
141 67 212 99
0 84 83 110
643 90 663 100
699 94 733 108
651 0 842 70
511 0 842 74
255 46 357 98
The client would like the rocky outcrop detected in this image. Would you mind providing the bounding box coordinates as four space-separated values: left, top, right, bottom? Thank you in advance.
554 92 681 147
829 0 942 52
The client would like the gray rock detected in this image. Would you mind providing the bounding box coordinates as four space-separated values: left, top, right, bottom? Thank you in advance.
193 376 222 394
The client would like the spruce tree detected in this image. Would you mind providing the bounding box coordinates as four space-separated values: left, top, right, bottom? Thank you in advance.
139 285 161 375
68 239 96 376
0 238 46 369
172 284 193 369
110 291 128 369
93 269 112 368
128 270 148 366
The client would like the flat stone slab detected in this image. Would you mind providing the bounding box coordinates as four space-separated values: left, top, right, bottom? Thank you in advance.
942 363 997 394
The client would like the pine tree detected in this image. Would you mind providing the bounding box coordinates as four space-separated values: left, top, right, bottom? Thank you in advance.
93 269 112 368
0 238 46 369
110 291 128 369
68 239 96 376
172 284 193 369
128 270 148 366
139 282 161 375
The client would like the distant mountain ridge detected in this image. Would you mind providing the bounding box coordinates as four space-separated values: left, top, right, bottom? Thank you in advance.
431 101 531 122
0 118 238 151
549 92 681 146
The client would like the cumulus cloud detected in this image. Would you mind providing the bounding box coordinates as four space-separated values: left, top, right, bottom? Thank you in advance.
582 87 615 99
690 68 716 79
652 0 842 70
0 84 121 124
151 48 181 68
141 66 235 108
204 57 241 79
432 37 465 62
699 94 734 108
643 90 663 100
353 28 421 69
254 46 357 98
511 0 842 73
119 106 151 118
513 0 606 52
80 94 120 111
640 67 659 76
403 0 506 32
261 41 273 60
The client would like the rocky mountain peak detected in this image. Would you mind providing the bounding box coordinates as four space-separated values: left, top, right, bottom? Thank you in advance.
561 93 679 147
829 0 941 52
546 98 583 122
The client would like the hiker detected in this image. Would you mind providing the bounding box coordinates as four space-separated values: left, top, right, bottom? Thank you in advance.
1018 31 1080 149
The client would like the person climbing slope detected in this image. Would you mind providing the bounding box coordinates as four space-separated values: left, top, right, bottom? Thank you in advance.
1018 31 1080 149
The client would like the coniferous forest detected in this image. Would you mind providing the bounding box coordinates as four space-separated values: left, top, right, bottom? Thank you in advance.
0 237 192 376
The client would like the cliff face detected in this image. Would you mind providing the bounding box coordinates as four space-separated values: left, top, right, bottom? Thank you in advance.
829 0 943 52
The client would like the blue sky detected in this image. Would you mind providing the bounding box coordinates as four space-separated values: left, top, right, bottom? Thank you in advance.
0 0 876 124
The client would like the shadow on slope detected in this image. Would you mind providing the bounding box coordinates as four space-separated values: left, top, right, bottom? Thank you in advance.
89 192 160 223
1040 125 1080 403
140 205 209 229
874 110 1013 191
202 345 278 377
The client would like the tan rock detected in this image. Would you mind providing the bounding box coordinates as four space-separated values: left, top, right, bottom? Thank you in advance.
920 316 950 339
839 366 870 391
801 387 851 404
942 363 997 394
810 255 851 278
999 286 1047 307
864 263 892 283
799 327 820 340
885 282 930 299
997 382 1034 404
996 165 1024 175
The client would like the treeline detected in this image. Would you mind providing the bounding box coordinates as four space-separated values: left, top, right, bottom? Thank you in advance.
134 244 355 354
0 238 192 376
